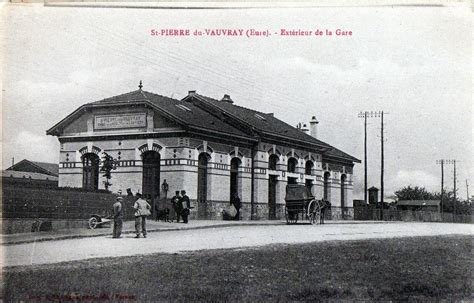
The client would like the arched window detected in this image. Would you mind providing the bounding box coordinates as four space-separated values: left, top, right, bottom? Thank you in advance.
287 158 297 173
268 154 279 170
323 172 331 201
305 161 314 175
82 153 99 190
341 174 347 208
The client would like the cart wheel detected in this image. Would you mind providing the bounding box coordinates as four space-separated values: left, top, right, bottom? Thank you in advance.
307 200 321 225
89 217 98 229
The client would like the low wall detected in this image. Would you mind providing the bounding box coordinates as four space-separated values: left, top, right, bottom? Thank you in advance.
2 186 140 234
2 219 89 234
354 206 472 223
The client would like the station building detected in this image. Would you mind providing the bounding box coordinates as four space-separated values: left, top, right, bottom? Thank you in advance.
47 83 360 220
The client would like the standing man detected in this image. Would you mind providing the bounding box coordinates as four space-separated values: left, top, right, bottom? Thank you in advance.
180 190 191 224
133 193 151 238
112 196 123 238
171 191 182 223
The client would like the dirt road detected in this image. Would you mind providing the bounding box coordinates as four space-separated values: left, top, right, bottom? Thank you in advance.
2 222 471 267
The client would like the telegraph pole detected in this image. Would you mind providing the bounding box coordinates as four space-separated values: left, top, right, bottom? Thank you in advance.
436 160 445 214
358 111 368 204
453 160 456 213
445 160 457 214
380 111 385 209
466 180 469 202
358 111 387 212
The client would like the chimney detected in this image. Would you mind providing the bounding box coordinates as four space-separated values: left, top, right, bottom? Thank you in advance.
188 90 196 96
309 116 319 138
301 123 309 134
221 94 234 104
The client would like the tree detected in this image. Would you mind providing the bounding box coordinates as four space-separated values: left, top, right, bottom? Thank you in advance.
394 186 436 201
100 152 117 191
394 185 471 215
433 191 471 215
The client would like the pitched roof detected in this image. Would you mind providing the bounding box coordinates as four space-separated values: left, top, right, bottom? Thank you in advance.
191 94 330 146
2 170 59 181
48 88 360 163
188 93 360 163
140 91 251 138
7 159 59 177
32 161 59 176
47 89 251 140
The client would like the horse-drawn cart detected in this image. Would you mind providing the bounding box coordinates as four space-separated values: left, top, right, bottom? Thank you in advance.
284 184 324 224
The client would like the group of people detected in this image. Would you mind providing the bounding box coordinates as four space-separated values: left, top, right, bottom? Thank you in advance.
112 190 191 239
112 192 152 239
169 190 191 223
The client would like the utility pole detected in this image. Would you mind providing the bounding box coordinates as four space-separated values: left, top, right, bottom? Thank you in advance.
466 179 469 202
358 111 368 204
445 160 457 214
380 111 385 210
436 160 445 214
358 111 386 213
466 179 470 203
453 160 456 213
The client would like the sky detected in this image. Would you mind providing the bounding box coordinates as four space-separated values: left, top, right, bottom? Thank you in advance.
2 2 472 200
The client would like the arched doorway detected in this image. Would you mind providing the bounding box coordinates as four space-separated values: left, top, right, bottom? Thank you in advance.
268 154 279 220
198 153 210 219
230 157 241 201
142 151 160 201
341 174 347 208
82 153 99 190
323 172 331 201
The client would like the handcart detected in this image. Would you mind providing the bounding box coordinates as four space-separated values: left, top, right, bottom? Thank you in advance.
284 184 324 225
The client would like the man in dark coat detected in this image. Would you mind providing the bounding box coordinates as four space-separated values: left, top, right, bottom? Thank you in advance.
180 190 191 223
171 191 182 223
112 196 123 238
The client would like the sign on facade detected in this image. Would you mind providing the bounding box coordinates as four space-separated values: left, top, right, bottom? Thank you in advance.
94 113 147 130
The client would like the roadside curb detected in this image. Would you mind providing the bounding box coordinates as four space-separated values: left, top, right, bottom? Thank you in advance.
1 222 286 246
0 220 401 246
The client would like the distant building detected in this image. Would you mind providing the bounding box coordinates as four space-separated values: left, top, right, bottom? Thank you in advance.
46 84 360 220
7 159 59 177
3 159 59 188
